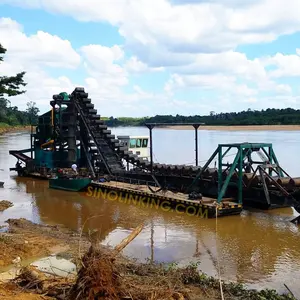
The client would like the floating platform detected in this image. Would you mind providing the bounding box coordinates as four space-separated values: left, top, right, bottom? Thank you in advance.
18 172 242 218
89 180 242 219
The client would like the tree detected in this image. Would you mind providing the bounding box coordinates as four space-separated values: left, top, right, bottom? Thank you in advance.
0 44 27 98
0 43 28 125
26 101 40 125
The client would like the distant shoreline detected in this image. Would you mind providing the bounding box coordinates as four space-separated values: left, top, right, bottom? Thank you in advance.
0 125 32 135
156 125 300 131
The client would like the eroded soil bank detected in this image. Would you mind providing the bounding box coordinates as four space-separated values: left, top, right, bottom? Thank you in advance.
0 218 296 300
0 201 13 212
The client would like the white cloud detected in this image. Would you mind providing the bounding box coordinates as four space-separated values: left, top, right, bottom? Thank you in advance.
2 68 78 112
170 51 270 86
125 56 164 73
0 17 163 116
0 17 81 111
228 0 300 34
164 50 296 97
2 0 300 117
260 50 300 78
2 0 300 59
164 73 258 97
80 44 128 89
0 17 80 70
172 0 261 7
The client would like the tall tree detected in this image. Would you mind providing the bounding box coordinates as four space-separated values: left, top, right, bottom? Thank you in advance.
0 43 27 98
0 43 27 124
26 101 40 124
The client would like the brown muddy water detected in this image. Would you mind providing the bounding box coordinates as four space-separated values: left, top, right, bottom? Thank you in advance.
1 130 300 297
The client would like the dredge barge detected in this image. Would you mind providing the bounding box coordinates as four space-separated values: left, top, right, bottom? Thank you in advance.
8 87 300 221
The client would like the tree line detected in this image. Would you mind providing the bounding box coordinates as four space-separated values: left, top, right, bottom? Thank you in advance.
0 43 39 126
105 108 300 127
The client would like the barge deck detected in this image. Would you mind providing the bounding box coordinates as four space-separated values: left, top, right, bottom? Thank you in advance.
89 180 242 218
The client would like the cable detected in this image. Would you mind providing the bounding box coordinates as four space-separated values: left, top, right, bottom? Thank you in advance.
215 204 225 300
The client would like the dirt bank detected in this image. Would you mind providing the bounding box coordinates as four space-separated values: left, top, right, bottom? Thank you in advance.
160 125 300 131
0 201 13 212
0 219 296 299
0 125 33 136
0 218 90 268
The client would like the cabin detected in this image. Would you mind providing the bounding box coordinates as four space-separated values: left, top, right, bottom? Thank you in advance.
117 135 150 162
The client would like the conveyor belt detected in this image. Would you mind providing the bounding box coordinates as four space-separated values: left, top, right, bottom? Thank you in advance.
9 150 32 163
71 87 202 177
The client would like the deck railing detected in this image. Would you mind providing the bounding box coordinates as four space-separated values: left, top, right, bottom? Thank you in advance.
109 175 159 189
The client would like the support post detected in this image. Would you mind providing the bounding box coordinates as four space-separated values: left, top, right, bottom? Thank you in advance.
30 125 33 159
238 145 243 204
146 124 155 174
193 124 200 166
268 147 272 176
271 147 284 177
218 151 241 203
221 146 231 159
218 146 222 195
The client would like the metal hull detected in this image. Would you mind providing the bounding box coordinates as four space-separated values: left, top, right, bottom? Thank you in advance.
49 177 91 192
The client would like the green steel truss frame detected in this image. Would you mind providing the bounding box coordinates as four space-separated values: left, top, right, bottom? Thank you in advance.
187 143 284 204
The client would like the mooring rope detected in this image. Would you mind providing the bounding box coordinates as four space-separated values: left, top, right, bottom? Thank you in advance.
215 204 225 300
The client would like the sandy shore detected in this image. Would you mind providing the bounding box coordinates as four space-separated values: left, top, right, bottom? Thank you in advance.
159 125 300 131
0 218 293 299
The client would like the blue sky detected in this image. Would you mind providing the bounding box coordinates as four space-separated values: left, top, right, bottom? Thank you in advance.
1 0 300 116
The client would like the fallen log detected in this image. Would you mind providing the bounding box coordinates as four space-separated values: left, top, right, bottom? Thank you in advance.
114 223 144 253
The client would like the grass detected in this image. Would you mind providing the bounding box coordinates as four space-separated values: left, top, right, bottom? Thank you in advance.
0 122 9 128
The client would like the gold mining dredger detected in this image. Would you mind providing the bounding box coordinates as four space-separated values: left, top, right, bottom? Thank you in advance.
8 87 300 223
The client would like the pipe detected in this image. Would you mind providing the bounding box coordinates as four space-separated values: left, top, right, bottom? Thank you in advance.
41 140 54 149
51 108 54 127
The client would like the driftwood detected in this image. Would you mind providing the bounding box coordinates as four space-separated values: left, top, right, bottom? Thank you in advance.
114 223 144 253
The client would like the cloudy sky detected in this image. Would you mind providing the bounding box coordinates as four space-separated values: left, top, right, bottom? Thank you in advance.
1 0 300 116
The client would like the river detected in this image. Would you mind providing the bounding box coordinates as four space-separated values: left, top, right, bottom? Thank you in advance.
0 128 300 297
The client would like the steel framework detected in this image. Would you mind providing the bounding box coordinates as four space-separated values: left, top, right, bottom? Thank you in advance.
188 143 285 203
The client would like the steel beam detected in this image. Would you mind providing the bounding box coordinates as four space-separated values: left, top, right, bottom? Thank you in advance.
193 124 200 166
218 151 241 203
145 124 155 174
186 146 219 192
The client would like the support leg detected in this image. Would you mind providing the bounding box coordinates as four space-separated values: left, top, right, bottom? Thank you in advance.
193 124 200 166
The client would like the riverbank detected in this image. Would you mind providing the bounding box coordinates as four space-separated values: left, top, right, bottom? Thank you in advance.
160 125 300 131
0 125 32 135
0 201 13 212
0 218 295 299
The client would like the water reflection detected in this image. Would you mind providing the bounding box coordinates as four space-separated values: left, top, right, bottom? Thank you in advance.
10 177 300 296
1 130 300 297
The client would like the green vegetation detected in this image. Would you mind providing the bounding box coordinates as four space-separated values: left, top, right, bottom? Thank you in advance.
0 43 39 127
104 108 300 127
104 116 145 126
